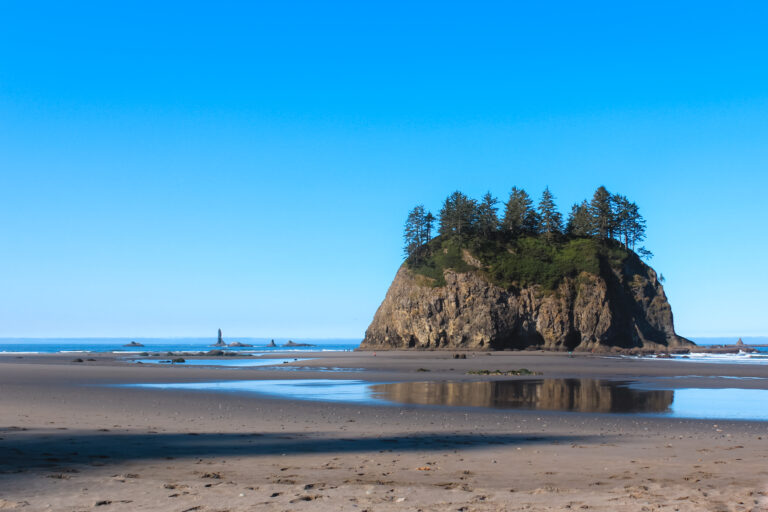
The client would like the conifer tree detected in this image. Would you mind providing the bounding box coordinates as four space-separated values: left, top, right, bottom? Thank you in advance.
612 194 632 245
566 200 593 237
589 186 614 239
612 194 646 250
424 212 435 240
438 191 477 237
637 246 653 260
537 187 563 240
476 192 500 237
403 205 432 258
502 187 539 236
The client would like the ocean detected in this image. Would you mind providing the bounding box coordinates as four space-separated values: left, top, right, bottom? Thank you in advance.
0 337 360 354
1 336 765 362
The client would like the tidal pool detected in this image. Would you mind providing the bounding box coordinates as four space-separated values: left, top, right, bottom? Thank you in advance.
130 378 768 421
135 379 373 402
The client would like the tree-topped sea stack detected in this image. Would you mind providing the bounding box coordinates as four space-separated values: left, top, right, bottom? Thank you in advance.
361 186 692 352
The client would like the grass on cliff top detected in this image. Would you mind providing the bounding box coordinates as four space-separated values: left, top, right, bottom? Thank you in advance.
406 235 629 290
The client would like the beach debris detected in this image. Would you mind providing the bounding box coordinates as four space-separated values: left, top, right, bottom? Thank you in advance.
71 358 84 363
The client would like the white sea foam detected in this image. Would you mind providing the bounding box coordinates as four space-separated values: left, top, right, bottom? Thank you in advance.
635 351 768 365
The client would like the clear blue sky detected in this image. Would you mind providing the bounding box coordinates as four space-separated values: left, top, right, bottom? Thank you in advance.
1 1 767 339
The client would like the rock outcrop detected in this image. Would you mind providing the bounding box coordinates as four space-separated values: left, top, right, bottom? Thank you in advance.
361 250 692 352
213 328 226 347
284 340 315 347
228 342 253 347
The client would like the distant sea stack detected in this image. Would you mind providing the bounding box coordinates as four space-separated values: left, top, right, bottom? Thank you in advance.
284 340 315 347
213 328 226 347
362 238 692 352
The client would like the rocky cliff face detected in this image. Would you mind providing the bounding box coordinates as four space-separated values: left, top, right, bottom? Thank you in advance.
361 252 691 352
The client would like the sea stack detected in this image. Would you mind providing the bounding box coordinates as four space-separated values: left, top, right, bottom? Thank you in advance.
361 238 693 352
214 328 226 347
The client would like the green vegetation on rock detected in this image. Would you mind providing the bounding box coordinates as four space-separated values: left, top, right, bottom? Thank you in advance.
403 185 648 290
407 234 629 290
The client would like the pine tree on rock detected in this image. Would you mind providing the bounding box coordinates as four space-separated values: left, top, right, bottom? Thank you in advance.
590 186 615 239
502 187 539 236
476 192 500 237
566 200 593 237
610 194 647 250
438 191 478 238
538 187 563 240
403 205 433 258
424 212 435 240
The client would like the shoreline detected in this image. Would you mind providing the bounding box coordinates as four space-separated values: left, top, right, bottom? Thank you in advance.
1 351 767 511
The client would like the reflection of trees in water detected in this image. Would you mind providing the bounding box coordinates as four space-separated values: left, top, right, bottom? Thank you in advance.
371 379 673 413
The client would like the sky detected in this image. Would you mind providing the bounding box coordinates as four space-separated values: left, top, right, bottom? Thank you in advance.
1 1 767 339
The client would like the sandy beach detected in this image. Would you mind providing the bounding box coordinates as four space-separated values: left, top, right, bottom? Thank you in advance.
1 351 766 511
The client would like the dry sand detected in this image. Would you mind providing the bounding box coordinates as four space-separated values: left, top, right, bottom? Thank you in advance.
0 351 766 511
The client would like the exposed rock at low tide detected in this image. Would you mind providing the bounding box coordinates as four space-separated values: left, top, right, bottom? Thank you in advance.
284 340 315 347
228 342 253 347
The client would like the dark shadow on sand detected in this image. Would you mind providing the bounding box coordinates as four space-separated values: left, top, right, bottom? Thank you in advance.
0 428 597 477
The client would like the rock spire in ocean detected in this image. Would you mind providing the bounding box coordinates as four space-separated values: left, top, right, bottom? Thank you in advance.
214 328 226 347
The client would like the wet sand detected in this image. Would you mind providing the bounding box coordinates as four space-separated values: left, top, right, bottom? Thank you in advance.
1 351 767 511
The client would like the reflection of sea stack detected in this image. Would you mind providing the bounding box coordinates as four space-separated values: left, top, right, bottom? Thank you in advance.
372 379 673 413
213 328 226 347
